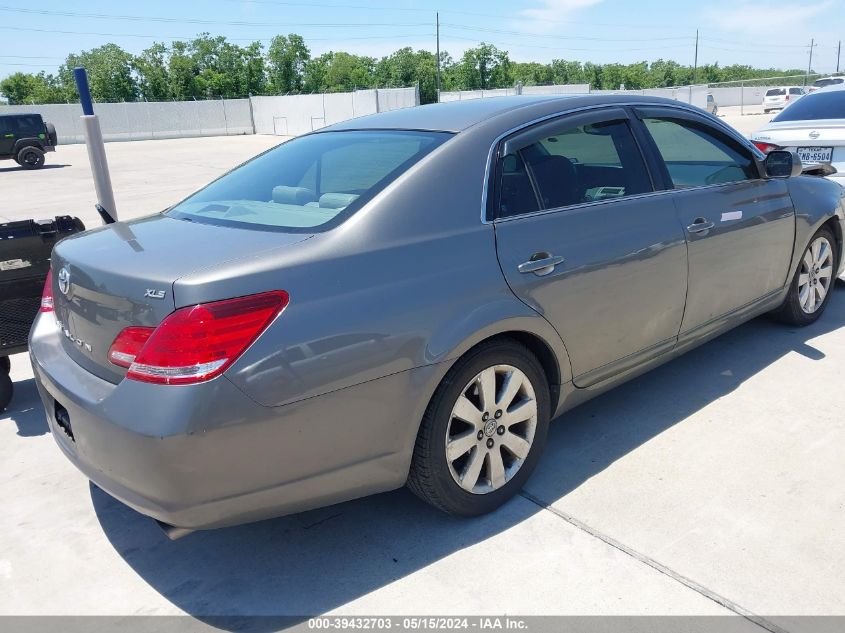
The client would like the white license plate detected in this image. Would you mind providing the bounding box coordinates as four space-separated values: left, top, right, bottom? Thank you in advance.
797 146 833 163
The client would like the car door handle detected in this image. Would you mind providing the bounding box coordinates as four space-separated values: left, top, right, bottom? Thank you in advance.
518 253 565 276
687 218 715 234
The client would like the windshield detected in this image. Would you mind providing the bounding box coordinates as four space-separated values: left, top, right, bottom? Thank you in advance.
772 90 845 122
168 130 452 232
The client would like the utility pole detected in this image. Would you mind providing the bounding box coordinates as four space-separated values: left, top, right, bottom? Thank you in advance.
436 12 441 102
837 40 841 73
806 38 815 85
693 29 699 85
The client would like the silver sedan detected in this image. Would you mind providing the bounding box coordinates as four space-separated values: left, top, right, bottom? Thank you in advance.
752 84 845 188
30 95 845 537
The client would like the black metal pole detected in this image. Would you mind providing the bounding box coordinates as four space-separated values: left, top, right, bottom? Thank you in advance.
436 12 441 102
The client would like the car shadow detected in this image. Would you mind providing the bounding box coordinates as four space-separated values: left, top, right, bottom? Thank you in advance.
0 377 48 436
90 291 845 630
0 163 71 173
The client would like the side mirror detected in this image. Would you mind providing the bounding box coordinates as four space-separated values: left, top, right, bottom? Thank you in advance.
765 150 802 178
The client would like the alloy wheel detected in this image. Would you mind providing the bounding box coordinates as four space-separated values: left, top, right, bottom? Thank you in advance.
798 236 834 314
445 364 537 495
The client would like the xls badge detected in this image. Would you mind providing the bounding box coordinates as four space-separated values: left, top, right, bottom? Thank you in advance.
144 288 166 300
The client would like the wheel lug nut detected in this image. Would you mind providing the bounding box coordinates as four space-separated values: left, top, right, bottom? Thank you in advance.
477 430 484 440
486 438 494 449
482 412 489 422
497 425 505 435
494 410 502 419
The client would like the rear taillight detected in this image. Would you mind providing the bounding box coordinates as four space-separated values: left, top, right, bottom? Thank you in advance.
753 141 781 154
40 269 54 312
109 290 288 385
108 327 154 368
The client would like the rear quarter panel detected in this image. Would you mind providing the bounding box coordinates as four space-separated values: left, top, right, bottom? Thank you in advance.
787 175 845 277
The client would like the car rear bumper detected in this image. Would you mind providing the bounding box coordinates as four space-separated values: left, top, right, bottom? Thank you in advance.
29 312 435 530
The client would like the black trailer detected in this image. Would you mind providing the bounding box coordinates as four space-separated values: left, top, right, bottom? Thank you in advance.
1 216 84 410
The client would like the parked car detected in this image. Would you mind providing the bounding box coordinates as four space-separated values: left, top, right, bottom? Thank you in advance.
810 76 844 92
706 93 718 115
762 86 806 113
752 84 845 188
0 113 57 169
30 95 845 537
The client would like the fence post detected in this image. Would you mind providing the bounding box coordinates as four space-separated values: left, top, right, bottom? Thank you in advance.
248 93 256 135
221 96 229 136
740 81 744 116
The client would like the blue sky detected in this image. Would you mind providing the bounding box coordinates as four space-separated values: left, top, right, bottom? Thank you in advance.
0 0 842 81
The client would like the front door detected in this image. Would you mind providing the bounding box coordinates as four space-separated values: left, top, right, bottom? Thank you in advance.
635 108 796 335
492 108 689 387
0 116 15 157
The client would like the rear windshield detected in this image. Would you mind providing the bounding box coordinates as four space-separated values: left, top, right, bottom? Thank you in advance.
813 78 844 88
766 89 786 97
167 130 452 232
772 90 845 122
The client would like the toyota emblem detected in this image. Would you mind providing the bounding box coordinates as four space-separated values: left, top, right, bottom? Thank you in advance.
57 267 71 296
809 130 820 139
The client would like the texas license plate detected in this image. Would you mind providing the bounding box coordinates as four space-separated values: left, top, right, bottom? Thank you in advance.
797 146 833 163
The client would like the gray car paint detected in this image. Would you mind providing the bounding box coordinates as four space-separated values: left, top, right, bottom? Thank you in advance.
30 95 845 531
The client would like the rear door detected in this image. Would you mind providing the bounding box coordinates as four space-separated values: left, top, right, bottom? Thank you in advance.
634 107 795 336
492 107 688 387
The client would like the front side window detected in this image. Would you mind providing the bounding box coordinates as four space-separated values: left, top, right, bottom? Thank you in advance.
642 117 758 188
497 118 652 218
168 130 451 232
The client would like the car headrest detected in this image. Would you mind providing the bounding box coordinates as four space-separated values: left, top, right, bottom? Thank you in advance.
272 186 316 205
319 193 360 209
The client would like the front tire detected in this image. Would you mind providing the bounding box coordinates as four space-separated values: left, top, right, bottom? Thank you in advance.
774 226 838 325
407 339 550 516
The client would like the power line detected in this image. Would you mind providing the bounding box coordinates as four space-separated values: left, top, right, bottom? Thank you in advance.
0 25 433 42
0 5 429 28
442 23 694 43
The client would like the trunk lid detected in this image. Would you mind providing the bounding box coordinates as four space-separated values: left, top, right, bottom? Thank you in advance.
51 214 311 383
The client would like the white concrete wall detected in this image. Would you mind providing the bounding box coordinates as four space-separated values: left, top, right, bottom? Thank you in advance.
0 99 253 144
437 84 705 108
250 87 418 136
0 87 418 143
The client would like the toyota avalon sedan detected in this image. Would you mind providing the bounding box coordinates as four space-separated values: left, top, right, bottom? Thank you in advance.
30 95 845 537
752 84 845 188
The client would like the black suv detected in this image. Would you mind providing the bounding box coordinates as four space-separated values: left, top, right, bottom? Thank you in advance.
0 113 58 169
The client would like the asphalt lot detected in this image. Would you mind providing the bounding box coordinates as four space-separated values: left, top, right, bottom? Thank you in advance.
2 130 844 628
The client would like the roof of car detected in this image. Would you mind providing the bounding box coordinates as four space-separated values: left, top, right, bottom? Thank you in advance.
325 94 687 133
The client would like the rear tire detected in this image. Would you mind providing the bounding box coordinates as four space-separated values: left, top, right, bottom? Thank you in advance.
17 146 45 169
773 226 838 326
407 339 550 516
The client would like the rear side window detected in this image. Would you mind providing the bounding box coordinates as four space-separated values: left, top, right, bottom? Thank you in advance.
2 115 42 136
789 87 804 95
766 88 786 97
772 90 845 122
642 117 757 188
167 130 451 232
496 118 652 218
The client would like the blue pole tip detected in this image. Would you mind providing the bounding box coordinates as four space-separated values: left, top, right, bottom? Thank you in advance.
73 67 95 116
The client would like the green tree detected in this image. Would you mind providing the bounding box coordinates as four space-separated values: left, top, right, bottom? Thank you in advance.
167 41 198 99
512 62 554 86
134 43 170 101
60 44 138 102
0 72 64 104
267 34 310 94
